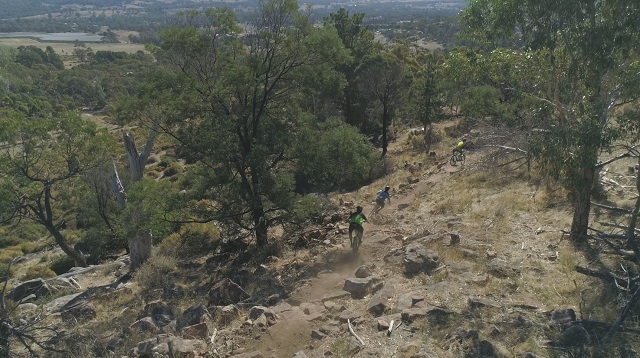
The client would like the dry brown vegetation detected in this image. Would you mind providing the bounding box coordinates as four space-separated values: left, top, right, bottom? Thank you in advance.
5 120 640 357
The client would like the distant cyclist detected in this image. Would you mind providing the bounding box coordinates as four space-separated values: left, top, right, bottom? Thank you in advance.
452 138 467 155
348 206 368 247
371 185 391 216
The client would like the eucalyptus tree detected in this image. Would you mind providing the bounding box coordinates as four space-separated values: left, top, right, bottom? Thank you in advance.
461 0 640 241
362 50 409 157
150 0 349 246
0 111 115 266
324 8 378 131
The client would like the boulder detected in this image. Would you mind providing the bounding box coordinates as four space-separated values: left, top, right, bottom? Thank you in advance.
60 301 96 323
343 277 374 299
181 322 209 339
208 278 250 306
367 282 394 316
8 279 50 302
354 265 373 278
168 336 207 357
403 243 439 275
130 317 159 333
249 306 277 325
177 302 211 330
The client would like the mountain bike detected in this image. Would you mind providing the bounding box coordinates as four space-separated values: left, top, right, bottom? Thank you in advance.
350 230 363 252
450 150 465 166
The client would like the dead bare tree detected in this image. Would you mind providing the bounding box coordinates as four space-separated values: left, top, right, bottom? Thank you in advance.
1 261 65 357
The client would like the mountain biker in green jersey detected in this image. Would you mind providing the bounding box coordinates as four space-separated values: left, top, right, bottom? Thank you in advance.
452 138 466 155
348 206 368 243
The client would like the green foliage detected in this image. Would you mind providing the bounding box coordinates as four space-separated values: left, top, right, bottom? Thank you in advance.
49 255 75 275
22 265 56 281
122 178 179 243
134 253 177 293
297 118 377 191
158 223 221 258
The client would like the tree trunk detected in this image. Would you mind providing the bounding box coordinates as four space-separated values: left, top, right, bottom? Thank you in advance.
0 323 9 358
424 124 433 155
128 231 152 271
110 160 126 211
570 165 595 241
119 122 159 272
40 184 87 267
625 155 640 260
381 104 389 158
254 208 268 246
46 223 87 267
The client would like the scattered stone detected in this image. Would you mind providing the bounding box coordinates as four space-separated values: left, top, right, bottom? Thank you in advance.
354 265 373 278
320 323 341 335
130 317 159 332
168 336 208 357
367 282 394 316
399 341 421 355
47 277 81 290
249 306 277 325
212 304 240 324
448 233 460 246
343 277 374 299
476 340 496 357
404 243 439 275
559 324 590 347
181 322 209 339
60 301 96 324
551 308 576 328
487 258 518 278
8 279 51 302
208 278 250 306
338 309 360 323
311 329 326 340
377 319 390 331
320 290 350 302
293 351 309 358
468 297 501 309
177 303 211 330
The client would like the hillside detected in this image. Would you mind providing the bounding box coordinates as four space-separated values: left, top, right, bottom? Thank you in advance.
5 120 640 357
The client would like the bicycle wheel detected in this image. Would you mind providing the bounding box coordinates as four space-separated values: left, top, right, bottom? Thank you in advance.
459 152 466 165
449 154 457 166
352 231 362 252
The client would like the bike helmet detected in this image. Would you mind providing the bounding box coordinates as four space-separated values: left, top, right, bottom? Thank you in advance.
384 185 390 191
356 206 363 212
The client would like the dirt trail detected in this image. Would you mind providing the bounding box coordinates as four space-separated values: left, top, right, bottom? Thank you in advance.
237 133 483 357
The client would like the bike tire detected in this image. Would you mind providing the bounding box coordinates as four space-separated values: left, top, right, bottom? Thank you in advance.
459 152 466 165
352 231 362 252
449 155 457 166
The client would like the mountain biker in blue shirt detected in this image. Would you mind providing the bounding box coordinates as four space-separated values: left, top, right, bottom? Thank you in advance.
348 206 368 243
371 185 391 216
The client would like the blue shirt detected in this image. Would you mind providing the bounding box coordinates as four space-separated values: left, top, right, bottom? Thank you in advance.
377 190 391 201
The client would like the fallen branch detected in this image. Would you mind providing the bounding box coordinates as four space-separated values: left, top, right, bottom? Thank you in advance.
591 202 632 214
482 144 528 154
387 320 394 336
347 319 365 346
575 266 638 289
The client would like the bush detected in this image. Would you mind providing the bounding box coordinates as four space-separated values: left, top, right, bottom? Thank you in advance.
297 118 378 191
0 246 23 263
49 255 75 275
158 223 220 258
22 265 56 280
134 253 177 293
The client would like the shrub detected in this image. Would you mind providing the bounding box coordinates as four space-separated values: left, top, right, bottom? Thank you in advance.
134 253 177 293
49 255 75 275
296 118 378 191
158 223 220 258
22 265 56 280
0 246 23 263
